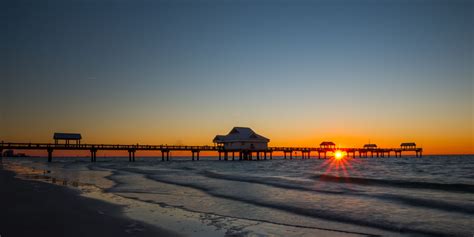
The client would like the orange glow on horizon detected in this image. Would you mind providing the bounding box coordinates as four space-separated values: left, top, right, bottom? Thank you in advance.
2 129 473 156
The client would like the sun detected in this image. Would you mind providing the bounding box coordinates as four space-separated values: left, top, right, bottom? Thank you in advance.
334 150 344 160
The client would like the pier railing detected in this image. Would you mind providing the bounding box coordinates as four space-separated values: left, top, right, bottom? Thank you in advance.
0 142 423 162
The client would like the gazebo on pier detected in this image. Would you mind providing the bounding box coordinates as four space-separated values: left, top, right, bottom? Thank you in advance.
363 144 378 149
53 133 82 145
320 141 335 149
400 142 416 150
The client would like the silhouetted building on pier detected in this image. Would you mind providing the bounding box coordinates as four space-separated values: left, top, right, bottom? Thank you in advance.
213 127 269 150
320 141 335 149
53 133 82 145
363 144 378 149
400 142 416 150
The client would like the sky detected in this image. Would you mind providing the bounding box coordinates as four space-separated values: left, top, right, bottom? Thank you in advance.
1 0 473 155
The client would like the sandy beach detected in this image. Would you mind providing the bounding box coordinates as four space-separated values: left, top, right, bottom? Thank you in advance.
2 156 472 236
0 164 180 237
1 158 374 237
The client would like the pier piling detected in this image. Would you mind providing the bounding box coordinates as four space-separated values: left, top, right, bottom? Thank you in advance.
91 149 97 162
128 150 135 162
191 150 200 161
47 148 53 162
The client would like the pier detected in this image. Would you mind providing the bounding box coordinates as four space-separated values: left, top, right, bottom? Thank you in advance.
0 142 423 162
0 128 423 162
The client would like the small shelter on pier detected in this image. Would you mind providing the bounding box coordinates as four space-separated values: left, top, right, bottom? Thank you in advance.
53 133 82 145
400 142 416 149
363 144 378 149
213 127 269 150
320 141 336 149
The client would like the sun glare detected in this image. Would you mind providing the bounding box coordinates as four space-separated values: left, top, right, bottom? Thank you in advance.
334 150 344 160
319 149 359 181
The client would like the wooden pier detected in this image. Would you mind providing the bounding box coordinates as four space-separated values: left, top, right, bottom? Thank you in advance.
0 142 423 162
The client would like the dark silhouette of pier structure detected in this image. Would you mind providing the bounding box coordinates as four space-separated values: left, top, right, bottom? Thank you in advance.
53 133 82 145
0 141 423 162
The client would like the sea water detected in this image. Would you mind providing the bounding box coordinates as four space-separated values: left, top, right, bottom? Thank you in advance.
4 155 473 236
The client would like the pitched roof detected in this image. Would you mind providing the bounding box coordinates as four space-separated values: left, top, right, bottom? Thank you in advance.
213 127 269 143
364 144 378 148
400 142 416 147
53 133 82 140
320 141 335 146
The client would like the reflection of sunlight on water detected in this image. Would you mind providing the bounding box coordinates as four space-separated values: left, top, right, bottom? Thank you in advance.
308 155 365 193
319 155 362 179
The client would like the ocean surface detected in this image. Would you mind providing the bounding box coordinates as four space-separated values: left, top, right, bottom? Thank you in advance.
3 155 473 237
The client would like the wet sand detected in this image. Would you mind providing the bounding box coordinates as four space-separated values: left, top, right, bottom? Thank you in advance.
0 159 384 237
0 166 180 237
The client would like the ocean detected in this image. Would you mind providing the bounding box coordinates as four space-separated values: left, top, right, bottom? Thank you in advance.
3 155 473 237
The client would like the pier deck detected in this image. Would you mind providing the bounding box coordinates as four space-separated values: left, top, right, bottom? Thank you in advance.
0 142 423 162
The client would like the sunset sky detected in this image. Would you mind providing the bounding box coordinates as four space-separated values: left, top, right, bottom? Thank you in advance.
2 0 473 155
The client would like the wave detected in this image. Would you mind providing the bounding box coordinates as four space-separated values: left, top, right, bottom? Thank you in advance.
144 174 452 237
113 194 381 237
201 170 346 194
313 174 474 193
110 168 474 216
103 167 474 216
202 171 474 215
176 166 195 171
375 193 474 215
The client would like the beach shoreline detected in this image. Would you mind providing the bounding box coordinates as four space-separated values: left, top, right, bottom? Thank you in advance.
3 156 471 236
0 164 180 237
0 159 379 237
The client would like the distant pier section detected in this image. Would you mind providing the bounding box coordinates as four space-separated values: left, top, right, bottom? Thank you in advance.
0 127 423 162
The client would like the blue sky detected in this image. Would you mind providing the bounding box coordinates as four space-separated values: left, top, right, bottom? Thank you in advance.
1 0 472 153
